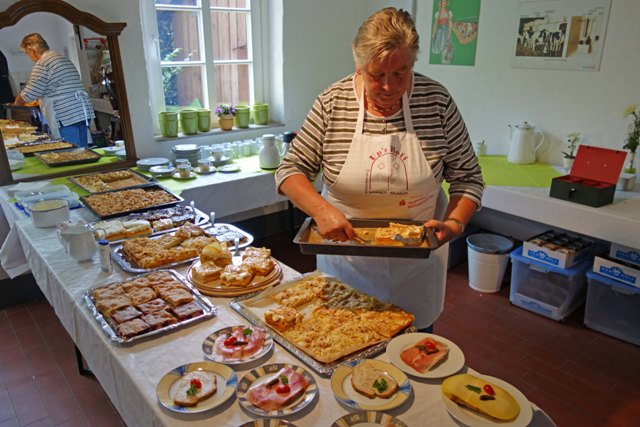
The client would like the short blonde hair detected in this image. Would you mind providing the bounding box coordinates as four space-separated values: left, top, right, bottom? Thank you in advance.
20 33 49 54
352 7 419 68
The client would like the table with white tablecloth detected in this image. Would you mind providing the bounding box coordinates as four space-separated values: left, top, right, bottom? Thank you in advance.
4 199 556 427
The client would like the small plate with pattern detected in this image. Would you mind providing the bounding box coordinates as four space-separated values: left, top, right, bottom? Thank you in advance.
156 361 237 414
202 325 273 364
237 420 299 427
237 363 317 417
331 411 409 427
330 359 411 411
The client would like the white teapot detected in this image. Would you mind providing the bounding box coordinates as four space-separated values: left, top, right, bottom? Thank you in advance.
57 220 97 262
507 122 544 164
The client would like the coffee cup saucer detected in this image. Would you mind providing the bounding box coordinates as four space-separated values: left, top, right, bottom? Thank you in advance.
194 166 216 175
172 171 197 180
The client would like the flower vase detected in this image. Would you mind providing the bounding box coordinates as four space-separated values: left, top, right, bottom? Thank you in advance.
562 157 574 172
624 151 637 174
218 115 234 131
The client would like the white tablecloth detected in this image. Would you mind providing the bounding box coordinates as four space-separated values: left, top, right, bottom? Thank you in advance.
8 202 556 427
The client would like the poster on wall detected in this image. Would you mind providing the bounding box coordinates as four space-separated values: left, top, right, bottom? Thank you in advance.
512 0 611 71
429 0 481 66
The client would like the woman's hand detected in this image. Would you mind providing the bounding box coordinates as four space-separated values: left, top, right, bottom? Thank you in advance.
313 204 355 242
424 218 462 245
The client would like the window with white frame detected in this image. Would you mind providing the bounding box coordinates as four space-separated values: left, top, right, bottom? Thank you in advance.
152 0 263 113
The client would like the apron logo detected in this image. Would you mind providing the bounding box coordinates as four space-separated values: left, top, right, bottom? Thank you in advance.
399 199 406 206
367 146 409 194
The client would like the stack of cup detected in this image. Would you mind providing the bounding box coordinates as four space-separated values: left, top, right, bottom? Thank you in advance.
179 109 198 135
158 112 178 137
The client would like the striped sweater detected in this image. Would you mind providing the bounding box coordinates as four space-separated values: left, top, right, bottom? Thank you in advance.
275 72 484 207
20 50 95 127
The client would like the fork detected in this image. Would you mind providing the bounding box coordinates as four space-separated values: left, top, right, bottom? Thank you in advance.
233 237 240 257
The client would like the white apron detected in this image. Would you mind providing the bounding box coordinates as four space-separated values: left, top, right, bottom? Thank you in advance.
39 90 91 139
318 82 449 328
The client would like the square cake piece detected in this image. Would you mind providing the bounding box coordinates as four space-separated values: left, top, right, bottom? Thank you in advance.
111 306 143 324
137 298 170 314
141 310 177 330
116 318 150 339
171 301 203 320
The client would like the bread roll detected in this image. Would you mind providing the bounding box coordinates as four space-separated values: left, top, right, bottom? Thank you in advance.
441 374 520 421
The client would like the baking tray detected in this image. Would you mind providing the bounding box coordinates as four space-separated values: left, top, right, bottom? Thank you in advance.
68 168 155 193
83 269 216 345
229 271 415 377
80 184 183 220
13 139 75 156
294 217 438 259
88 206 210 244
111 223 253 274
34 147 102 167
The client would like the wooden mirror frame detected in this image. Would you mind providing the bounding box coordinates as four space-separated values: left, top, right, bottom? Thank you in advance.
0 0 137 185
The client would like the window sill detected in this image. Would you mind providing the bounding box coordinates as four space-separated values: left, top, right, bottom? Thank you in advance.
154 122 286 142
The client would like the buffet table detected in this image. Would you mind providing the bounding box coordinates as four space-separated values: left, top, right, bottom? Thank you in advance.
8 202 555 426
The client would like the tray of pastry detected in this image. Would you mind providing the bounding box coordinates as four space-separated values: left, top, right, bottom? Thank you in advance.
34 147 102 167
293 217 439 259
68 168 154 193
111 223 252 274
83 269 216 345
80 184 183 220
10 138 75 155
229 271 415 377
88 204 209 244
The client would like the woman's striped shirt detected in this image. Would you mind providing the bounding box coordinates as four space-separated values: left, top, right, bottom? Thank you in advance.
275 72 484 207
20 50 95 127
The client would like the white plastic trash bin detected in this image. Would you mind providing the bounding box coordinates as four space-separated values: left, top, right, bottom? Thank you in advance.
466 233 514 293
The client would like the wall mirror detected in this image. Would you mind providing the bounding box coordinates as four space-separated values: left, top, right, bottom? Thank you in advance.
0 0 137 185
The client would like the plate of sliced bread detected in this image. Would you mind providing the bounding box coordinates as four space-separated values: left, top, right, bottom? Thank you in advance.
330 359 412 411
156 361 237 413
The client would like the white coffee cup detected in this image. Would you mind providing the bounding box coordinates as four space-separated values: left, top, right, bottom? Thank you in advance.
198 159 211 173
210 148 224 162
115 140 125 149
177 163 192 178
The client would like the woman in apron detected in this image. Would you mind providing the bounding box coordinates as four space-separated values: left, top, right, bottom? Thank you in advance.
276 7 484 331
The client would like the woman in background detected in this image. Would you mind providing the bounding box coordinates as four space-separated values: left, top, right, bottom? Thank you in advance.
14 33 94 146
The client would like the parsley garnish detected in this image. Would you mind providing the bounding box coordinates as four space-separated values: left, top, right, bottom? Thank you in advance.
373 378 388 393
243 327 252 336
465 384 482 394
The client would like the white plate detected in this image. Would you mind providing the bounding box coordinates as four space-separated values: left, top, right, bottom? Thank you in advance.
149 165 176 176
237 363 317 417
194 166 216 174
210 156 231 167
202 325 273 364
137 157 170 169
156 361 237 414
173 143 200 152
441 374 533 427
218 164 241 173
173 171 197 180
330 359 411 411
386 332 465 379
330 411 409 427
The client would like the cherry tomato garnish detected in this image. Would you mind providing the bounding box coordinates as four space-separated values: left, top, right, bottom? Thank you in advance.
483 384 495 395
190 378 202 389
223 336 237 346
275 384 290 394
425 341 436 351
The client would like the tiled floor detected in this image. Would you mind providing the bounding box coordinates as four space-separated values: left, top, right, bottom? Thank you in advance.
1 232 639 426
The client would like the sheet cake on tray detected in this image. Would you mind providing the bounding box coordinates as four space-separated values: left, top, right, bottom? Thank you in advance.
230 271 414 376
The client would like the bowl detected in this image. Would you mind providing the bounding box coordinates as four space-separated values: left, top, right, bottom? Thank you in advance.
28 199 70 228
101 146 122 156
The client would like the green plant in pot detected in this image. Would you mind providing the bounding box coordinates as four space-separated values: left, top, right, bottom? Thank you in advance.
215 104 236 131
623 103 639 174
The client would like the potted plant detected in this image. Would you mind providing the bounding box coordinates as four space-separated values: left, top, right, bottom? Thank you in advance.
215 104 236 131
562 132 581 170
623 103 639 174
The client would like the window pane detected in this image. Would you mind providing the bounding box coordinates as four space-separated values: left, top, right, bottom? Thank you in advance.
157 10 202 62
155 0 198 6
211 0 248 8
162 66 205 109
210 11 249 60
214 64 250 105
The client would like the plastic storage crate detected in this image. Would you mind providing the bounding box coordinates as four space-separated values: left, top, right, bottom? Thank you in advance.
509 246 592 321
585 271 640 346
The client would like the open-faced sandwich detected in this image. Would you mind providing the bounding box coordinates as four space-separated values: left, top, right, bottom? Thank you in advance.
374 222 424 246
246 366 309 411
400 336 449 373
213 325 266 361
351 360 399 399
441 373 520 421
173 370 217 407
